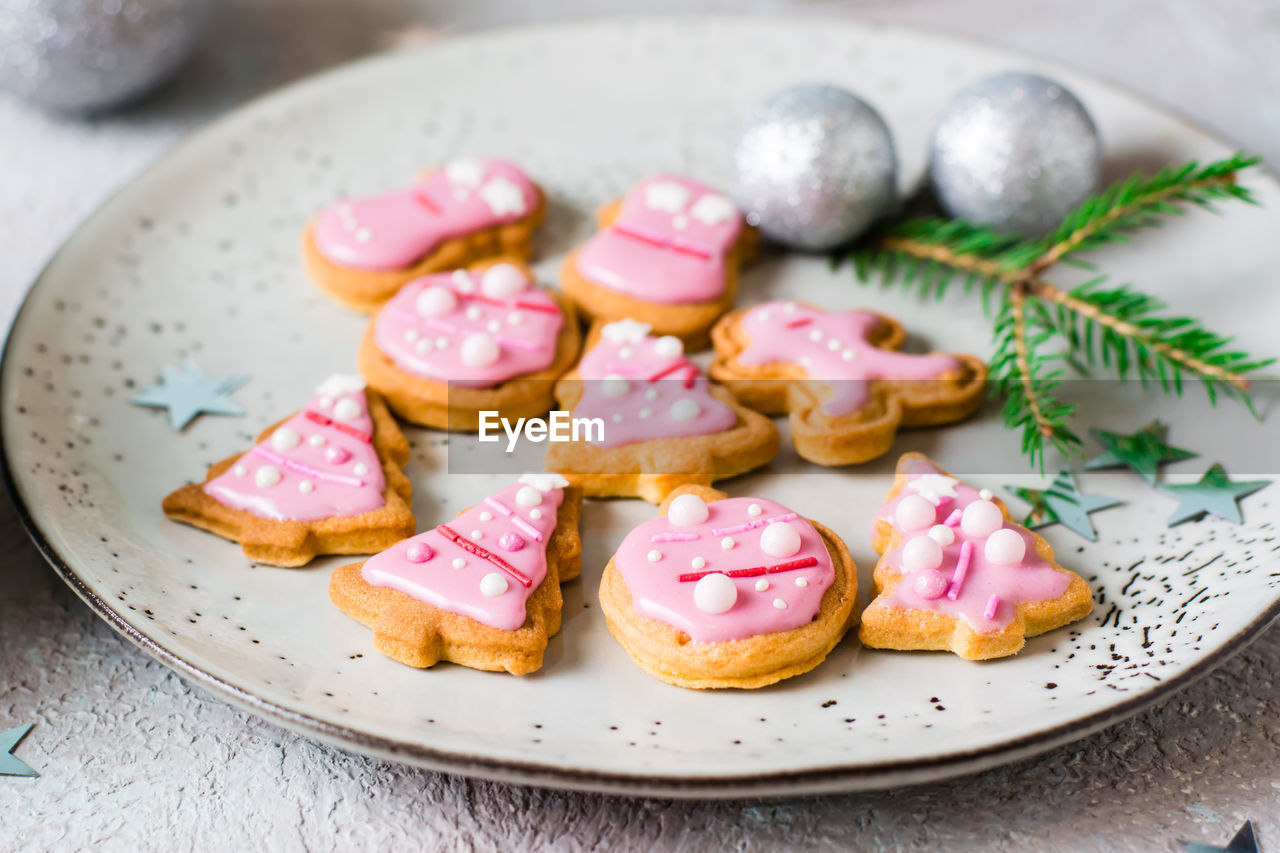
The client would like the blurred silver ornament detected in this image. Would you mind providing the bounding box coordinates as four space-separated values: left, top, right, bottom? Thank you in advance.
733 83 897 251
929 71 1101 235
0 0 214 112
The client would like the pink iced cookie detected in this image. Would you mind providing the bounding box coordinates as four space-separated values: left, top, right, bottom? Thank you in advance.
858 453 1094 660
313 158 539 272
372 263 565 388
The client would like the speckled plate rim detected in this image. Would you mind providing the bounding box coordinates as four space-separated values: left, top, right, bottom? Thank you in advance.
5 15 1280 798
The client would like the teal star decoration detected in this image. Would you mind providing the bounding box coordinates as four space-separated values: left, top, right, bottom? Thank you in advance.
130 361 247 430
1184 820 1260 853
1085 421 1197 484
0 723 38 777
1161 463 1270 526
1005 469 1122 542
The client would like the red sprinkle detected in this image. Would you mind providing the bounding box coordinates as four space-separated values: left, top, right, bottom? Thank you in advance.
784 317 813 329
437 524 533 587
304 410 372 443
412 189 440 214
647 359 694 383
678 555 817 583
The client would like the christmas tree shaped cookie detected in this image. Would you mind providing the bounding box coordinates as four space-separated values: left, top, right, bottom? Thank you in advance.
561 175 757 349
163 375 415 567
600 485 860 689
329 473 583 675
711 301 987 465
303 157 546 313
858 453 1093 660
544 319 779 503
358 259 580 430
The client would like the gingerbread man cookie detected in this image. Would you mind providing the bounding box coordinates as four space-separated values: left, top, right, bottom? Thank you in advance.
544 319 779 503
599 485 860 689
358 259 581 430
561 175 757 350
858 453 1094 660
330 473 583 675
303 157 546 313
163 375 415 567
710 300 987 466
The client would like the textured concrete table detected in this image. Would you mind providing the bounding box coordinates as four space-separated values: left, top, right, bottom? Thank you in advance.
3 2 1278 849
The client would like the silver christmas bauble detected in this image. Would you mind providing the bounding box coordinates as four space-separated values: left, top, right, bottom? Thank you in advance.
733 83 898 251
929 71 1101 235
0 0 213 112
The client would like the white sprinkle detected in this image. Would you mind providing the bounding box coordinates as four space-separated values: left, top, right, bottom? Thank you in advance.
755 579 770 592
233 464 247 477
721 536 735 550
465 305 483 321
808 329 823 342
479 511 493 522
308 434 325 447
452 558 467 569
647 549 662 562
783 301 796 314
479 572 508 596
979 488 994 501
318 396 333 409
747 503 763 517
487 320 501 333
415 338 431 354
611 413 624 423
618 346 634 360
841 349 856 361
254 465 281 489
354 227 371 243
691 557 706 570
298 480 314 494
773 598 787 610
639 408 653 419
758 310 771 323
435 336 449 349
404 328 419 342
353 463 369 476
827 339 841 351
507 311 524 325
795 577 808 588
530 509 542 520
644 388 659 401
471 529 483 540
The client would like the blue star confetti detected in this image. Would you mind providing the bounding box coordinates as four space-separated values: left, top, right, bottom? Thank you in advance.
130 361 247 430
1085 420 1197 484
1162 463 1270 526
1006 469 1122 541
0 723 38 777
1184 820 1261 853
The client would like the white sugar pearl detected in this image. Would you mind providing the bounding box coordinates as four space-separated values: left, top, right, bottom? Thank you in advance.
415 284 457 317
668 493 709 527
233 464 246 477
353 463 369 476
308 434 325 447
487 320 501 333
670 399 701 421
760 521 801 558
479 572 509 596
471 529 483 540
721 537 735 550
755 579 770 592
748 503 763 517
783 302 797 314
404 328 419 342
480 263 528 298
298 480 314 494
808 329 823 342
452 558 467 569
516 485 542 507
647 549 662 562
333 397 361 421
902 535 944 572
895 495 937 531
355 227 371 243
827 339 841 351
654 335 684 358
618 346 634 360
460 332 500 368
639 408 653 419
693 573 737 614
507 311 523 325
318 396 333 409
254 465 281 488
985 528 1026 565
841 350 857 361
691 557 706 570
611 413 624 424
773 598 788 610
479 511 493 522
415 338 431 355
529 509 542 520
435 336 449 350
601 374 630 398
927 524 956 546
961 499 1004 539
452 270 474 292
979 488 994 501
644 388 659 401
465 305 483 321
795 577 808 587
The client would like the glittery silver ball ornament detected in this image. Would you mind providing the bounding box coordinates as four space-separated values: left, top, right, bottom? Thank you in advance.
929 71 1101 235
733 83 897 251
0 0 213 112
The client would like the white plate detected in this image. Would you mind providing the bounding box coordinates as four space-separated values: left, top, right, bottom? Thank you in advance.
4 17 1279 797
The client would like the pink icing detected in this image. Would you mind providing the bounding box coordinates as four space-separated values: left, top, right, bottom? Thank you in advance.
574 174 743 304
372 267 564 388
873 457 1071 634
615 496 835 643
360 479 564 631
574 322 737 448
735 301 963 416
204 378 387 522
313 158 538 271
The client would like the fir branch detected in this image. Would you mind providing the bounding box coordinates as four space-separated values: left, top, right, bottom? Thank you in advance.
845 152 1270 470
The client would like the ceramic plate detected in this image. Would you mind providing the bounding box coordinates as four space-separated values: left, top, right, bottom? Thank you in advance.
5 17 1279 797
